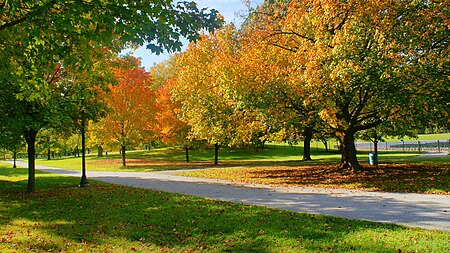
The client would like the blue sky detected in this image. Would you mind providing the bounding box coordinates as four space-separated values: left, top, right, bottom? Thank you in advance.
128 0 261 69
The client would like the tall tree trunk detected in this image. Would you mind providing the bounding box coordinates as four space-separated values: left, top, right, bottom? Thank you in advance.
338 130 362 171
24 129 38 193
302 127 313 161
121 145 126 166
185 146 189 162
214 143 219 165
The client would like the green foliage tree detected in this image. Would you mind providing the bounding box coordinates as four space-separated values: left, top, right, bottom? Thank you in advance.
0 127 24 168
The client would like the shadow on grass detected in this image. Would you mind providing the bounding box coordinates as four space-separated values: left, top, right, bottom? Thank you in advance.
2 170 448 252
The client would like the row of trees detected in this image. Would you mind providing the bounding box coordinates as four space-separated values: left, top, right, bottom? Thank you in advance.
0 0 223 192
1 0 448 192
156 0 449 171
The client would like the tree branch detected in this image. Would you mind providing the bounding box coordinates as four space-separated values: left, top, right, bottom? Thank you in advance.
354 119 383 131
270 42 298 53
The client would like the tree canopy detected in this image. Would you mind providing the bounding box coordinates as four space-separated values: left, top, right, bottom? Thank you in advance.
0 0 223 192
244 0 450 170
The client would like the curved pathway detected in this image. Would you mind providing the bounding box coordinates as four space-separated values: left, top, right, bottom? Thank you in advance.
10 161 450 232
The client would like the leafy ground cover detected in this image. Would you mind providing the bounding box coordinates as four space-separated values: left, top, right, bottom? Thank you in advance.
1 164 449 253
181 162 450 195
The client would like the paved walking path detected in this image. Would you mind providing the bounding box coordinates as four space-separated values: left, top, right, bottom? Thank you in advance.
9 161 450 232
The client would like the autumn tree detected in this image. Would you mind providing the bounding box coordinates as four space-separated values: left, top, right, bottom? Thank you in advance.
149 58 194 161
172 26 270 164
94 56 155 166
249 0 449 170
234 22 329 160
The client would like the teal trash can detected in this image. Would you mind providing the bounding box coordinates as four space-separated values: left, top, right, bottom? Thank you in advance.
368 153 378 165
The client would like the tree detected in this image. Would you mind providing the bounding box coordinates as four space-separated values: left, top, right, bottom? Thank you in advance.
61 58 114 186
0 63 68 192
1 0 223 192
94 56 155 166
234 23 328 160
0 128 24 168
156 79 192 160
172 26 270 164
249 0 449 171
150 59 194 161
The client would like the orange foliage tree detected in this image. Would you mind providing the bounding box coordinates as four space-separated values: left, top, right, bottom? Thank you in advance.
171 26 271 164
154 77 193 161
93 56 155 166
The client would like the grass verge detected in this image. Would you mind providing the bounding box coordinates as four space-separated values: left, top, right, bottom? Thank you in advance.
1 163 449 252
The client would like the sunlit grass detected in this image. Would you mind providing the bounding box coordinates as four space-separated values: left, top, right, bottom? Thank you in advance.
31 145 427 172
385 133 450 142
1 163 449 252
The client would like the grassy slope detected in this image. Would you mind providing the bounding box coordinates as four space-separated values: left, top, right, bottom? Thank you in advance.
1 164 449 253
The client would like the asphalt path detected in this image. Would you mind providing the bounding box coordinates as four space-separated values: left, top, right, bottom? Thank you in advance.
8 161 450 232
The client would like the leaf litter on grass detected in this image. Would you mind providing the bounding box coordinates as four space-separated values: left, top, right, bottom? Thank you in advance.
181 163 450 194
1 164 450 253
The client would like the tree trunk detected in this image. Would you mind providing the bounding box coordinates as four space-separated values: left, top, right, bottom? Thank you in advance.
47 136 51 160
121 145 126 166
338 130 362 171
322 140 329 152
97 146 103 157
24 129 38 193
302 128 313 161
214 143 219 165
185 146 189 162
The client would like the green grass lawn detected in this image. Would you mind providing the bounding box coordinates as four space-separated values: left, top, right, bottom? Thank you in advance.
1 163 449 252
385 133 450 142
32 145 424 172
18 146 449 195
